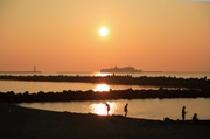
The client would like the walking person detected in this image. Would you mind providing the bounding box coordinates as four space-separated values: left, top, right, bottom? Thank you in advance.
124 103 128 117
182 106 187 120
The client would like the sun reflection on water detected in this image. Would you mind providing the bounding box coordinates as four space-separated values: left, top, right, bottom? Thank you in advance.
90 102 117 116
94 72 112 77
94 84 110 92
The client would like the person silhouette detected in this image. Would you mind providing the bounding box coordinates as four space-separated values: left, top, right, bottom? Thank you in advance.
193 113 198 121
182 106 187 120
105 103 110 116
124 103 128 117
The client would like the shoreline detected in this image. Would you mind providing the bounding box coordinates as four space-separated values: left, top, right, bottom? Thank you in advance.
0 103 210 139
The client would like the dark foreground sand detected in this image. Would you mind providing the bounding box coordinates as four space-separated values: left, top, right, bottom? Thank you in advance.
0 104 210 139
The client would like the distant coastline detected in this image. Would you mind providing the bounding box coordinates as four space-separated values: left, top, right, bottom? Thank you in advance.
0 71 42 74
100 66 142 73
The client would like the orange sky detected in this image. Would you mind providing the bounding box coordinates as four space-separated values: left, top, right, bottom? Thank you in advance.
1 0 210 72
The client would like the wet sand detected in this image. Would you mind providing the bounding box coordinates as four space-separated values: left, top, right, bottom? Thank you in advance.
0 103 210 139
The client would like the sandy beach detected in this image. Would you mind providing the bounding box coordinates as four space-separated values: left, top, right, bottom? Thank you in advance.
0 103 210 139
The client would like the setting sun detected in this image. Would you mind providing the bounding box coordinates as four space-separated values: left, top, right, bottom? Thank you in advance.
98 26 110 37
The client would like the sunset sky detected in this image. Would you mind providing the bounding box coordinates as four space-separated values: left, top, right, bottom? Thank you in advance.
1 0 210 72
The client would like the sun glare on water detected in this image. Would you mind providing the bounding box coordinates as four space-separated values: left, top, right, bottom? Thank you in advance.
90 102 117 115
92 103 107 115
94 84 111 92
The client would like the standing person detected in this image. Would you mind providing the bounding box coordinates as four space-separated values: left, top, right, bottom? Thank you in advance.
105 103 110 116
182 106 187 120
124 103 128 117
193 113 198 121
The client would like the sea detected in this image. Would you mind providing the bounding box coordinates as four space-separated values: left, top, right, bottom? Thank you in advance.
1 71 210 120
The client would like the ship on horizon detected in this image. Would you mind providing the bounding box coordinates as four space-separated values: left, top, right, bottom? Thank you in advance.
100 66 142 73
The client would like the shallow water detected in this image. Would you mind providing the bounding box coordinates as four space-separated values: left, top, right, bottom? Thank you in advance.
20 98 210 120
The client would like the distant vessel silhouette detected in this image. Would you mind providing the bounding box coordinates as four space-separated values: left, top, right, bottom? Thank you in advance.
100 66 141 73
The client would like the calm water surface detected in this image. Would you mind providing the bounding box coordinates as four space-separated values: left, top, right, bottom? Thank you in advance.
20 98 210 120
